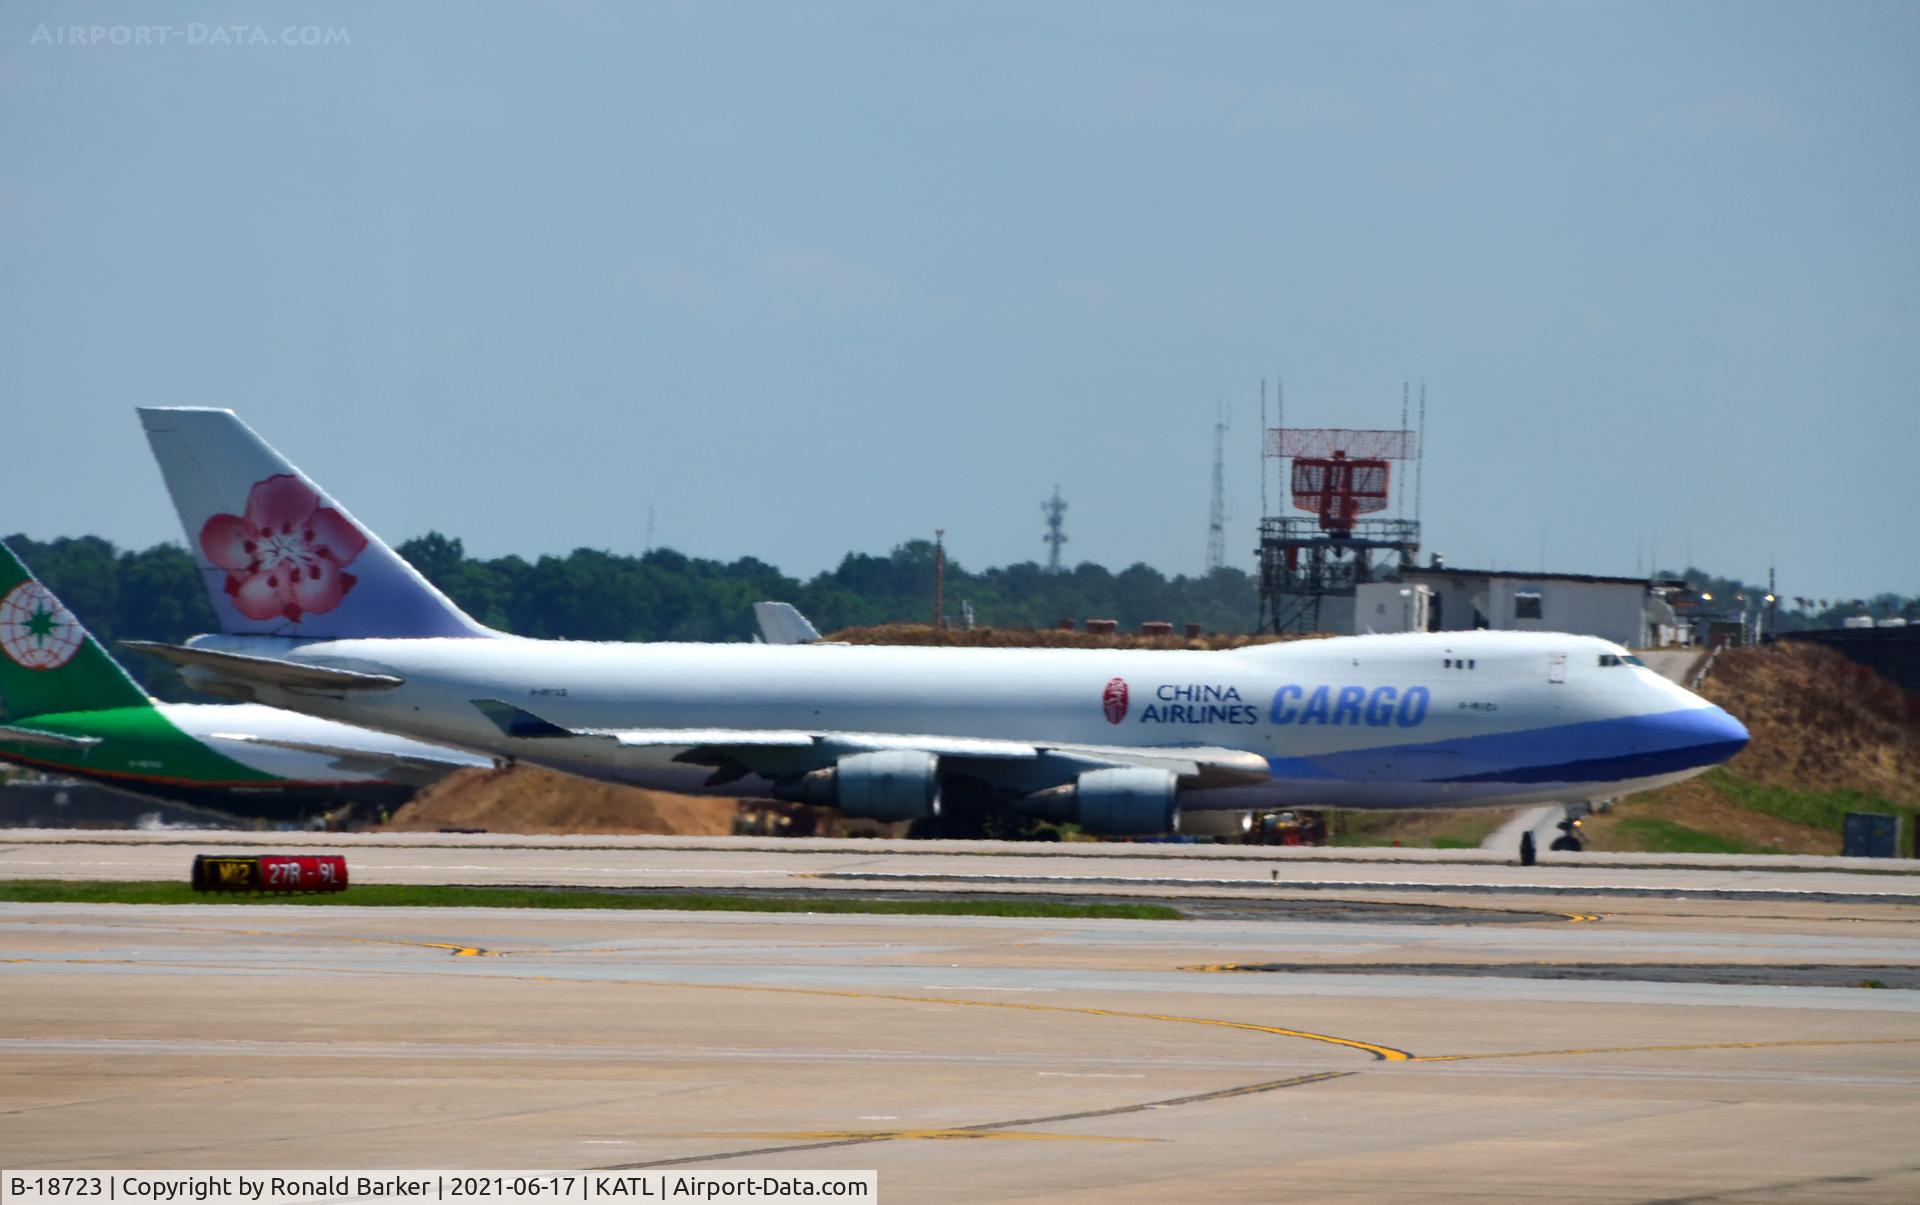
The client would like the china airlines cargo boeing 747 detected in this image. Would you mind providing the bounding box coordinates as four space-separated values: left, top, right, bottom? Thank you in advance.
130 407 1748 836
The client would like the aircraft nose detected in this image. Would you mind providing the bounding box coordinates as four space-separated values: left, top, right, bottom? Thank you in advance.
1644 703 1748 771
1706 704 1750 752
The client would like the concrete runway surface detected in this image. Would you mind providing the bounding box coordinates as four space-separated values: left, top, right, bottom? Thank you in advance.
4 830 1918 903
3 835 1919 1201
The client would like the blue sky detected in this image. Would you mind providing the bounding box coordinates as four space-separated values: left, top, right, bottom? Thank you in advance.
3 2 1915 604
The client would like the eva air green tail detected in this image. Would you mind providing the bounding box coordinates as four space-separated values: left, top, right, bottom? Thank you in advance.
0 540 153 723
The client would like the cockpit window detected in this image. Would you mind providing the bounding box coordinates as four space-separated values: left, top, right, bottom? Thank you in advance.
1598 654 1621 667
1622 653 1645 667
1598 653 1646 668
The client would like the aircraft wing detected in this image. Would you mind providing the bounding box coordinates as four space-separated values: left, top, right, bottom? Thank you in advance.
122 642 404 692
472 699 1267 791
0 724 101 750
208 732 486 784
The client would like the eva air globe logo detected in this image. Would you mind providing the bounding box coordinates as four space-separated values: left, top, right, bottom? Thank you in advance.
0 581 83 670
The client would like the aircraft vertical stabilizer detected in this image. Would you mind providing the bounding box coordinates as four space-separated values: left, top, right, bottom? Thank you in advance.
753 601 824 645
0 540 153 722
138 408 491 640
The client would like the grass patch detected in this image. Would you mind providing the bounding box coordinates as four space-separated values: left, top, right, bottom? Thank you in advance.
1701 768 1915 834
1608 818 1768 855
1324 809 1507 850
0 880 1180 920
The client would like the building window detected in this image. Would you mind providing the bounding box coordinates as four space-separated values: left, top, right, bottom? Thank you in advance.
1514 589 1544 620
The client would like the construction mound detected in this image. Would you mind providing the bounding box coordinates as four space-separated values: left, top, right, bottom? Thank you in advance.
381 763 738 836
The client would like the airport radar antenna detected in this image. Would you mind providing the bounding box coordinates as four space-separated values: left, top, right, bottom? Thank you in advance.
1042 486 1068 574
1257 385 1425 634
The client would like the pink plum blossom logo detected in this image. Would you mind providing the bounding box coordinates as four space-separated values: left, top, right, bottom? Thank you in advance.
199 475 369 623
1102 677 1129 725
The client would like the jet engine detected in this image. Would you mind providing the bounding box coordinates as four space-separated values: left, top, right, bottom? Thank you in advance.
1072 767 1179 836
777 750 943 822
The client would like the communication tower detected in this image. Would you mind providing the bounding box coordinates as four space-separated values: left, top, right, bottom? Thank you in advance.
1206 406 1229 573
1041 486 1068 574
1258 403 1422 633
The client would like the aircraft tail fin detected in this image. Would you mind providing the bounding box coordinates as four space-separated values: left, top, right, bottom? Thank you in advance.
753 601 824 645
0 540 153 722
137 408 491 640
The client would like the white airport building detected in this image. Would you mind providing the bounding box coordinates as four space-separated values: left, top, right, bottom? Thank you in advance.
1354 567 1686 648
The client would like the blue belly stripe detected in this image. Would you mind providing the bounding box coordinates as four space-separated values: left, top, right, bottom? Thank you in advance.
1265 707 1747 788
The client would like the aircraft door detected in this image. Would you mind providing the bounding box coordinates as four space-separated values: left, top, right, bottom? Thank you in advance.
1548 652 1567 684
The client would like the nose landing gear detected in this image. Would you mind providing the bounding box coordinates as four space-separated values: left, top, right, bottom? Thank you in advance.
1549 817 1584 852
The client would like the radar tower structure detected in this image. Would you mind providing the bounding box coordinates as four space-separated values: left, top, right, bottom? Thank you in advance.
1257 393 1423 633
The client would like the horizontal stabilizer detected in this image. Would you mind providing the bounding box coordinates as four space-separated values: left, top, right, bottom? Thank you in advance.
122 642 404 692
0 724 101 750
209 732 485 782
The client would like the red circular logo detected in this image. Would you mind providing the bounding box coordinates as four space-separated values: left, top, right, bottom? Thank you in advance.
1102 677 1129 724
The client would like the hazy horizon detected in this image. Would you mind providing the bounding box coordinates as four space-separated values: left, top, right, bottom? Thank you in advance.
4 2 1914 600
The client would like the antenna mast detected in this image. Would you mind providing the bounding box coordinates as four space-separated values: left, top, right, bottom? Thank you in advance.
1206 405 1229 573
1415 382 1427 529
1041 486 1068 574
1399 382 1409 520
1259 380 1269 522
933 529 946 630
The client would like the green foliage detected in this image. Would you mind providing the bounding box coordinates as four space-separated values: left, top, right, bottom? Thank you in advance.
387 531 1258 641
1699 768 1914 833
1321 809 1506 849
0 879 1180 919
8 529 1259 698
1608 817 1768 855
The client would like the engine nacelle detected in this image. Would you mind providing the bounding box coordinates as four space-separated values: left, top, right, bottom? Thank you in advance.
780 750 943 822
1178 809 1253 839
1074 767 1179 835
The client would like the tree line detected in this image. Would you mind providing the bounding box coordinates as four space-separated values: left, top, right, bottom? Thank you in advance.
6 530 1910 703
3 532 1259 699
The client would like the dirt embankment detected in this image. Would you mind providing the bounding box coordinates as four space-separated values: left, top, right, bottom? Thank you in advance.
381 763 738 836
1698 641 1920 800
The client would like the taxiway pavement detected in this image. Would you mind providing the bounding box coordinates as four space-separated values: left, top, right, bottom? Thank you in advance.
3 836 1919 1201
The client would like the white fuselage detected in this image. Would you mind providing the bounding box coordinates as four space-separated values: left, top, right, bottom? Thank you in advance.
181 629 1748 811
